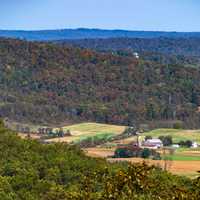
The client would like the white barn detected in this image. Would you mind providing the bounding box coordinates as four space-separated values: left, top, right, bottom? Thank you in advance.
143 139 163 149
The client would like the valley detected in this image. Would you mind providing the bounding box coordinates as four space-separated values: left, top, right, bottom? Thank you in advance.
12 120 200 178
1 1 200 199
0 36 200 185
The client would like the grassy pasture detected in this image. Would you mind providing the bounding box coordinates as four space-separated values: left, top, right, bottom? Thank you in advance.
83 127 200 178
143 129 200 143
164 154 200 161
106 128 200 147
48 122 126 143
61 122 125 134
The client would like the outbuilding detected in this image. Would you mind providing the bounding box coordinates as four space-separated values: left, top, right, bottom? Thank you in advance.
143 138 163 149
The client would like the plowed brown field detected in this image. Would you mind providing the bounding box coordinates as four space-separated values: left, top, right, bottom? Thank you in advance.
84 147 200 178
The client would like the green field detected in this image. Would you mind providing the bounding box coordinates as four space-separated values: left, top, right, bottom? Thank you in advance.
143 128 200 143
164 154 200 161
61 122 125 134
75 133 115 143
49 122 126 143
176 147 200 152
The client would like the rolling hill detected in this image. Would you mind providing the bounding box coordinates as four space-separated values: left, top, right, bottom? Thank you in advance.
0 38 200 128
46 122 126 143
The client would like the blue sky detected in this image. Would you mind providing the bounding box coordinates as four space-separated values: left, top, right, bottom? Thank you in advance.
1 0 200 31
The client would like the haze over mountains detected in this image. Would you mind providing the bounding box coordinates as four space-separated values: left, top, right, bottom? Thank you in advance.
1 28 200 41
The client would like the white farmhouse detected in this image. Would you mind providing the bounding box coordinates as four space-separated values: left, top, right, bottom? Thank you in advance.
143 138 163 149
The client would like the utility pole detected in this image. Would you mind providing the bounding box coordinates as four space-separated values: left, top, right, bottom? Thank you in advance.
162 147 174 171
136 131 141 147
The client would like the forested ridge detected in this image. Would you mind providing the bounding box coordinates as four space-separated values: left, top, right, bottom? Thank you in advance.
61 37 200 57
0 38 200 127
0 120 199 199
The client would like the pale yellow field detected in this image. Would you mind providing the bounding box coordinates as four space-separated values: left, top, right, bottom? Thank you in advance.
143 129 200 143
18 133 41 140
111 136 137 145
59 122 125 134
108 157 200 178
47 122 126 143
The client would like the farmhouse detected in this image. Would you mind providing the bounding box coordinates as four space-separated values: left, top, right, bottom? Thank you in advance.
143 139 163 149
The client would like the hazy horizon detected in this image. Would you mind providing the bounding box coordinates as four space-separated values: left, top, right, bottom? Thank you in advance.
1 0 200 32
1 27 200 33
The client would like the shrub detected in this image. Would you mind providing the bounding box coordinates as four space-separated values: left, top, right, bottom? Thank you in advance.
123 126 137 136
179 140 193 148
114 147 160 159
159 135 173 146
114 148 133 158
173 122 183 129
141 148 151 158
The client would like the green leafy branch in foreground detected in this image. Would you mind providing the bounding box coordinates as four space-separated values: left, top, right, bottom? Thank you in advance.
67 163 200 200
0 120 199 199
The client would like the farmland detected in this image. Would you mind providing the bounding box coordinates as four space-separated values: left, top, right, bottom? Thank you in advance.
83 128 200 178
1 120 200 199
46 122 126 143
108 158 200 178
100 128 200 148
84 147 200 178
15 122 200 178
143 129 200 143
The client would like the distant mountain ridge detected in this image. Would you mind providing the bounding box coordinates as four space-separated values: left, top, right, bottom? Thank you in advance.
1 28 200 40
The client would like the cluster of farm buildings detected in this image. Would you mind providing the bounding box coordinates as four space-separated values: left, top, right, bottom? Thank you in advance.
140 138 199 149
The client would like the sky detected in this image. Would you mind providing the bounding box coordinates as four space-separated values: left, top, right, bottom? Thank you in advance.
0 0 200 31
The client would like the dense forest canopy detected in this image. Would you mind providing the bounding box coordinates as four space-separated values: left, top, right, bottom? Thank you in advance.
0 120 199 199
0 38 200 128
60 37 200 57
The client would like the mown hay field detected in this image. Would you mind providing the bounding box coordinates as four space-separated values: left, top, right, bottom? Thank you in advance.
143 129 200 143
47 122 126 143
